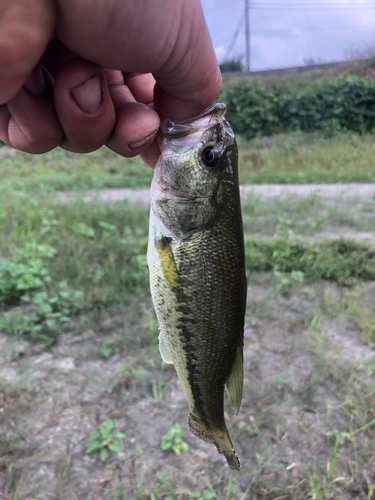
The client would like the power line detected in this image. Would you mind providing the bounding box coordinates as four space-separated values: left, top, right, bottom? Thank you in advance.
252 24 370 33
251 1 375 5
212 0 375 69
205 1 375 13
225 13 245 60
250 3 375 9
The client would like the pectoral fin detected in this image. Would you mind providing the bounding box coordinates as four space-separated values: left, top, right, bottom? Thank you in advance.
225 346 243 415
158 330 174 365
155 236 180 292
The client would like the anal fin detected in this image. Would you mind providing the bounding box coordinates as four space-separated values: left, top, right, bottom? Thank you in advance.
225 346 243 415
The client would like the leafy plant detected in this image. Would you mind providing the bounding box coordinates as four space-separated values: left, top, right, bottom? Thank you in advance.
221 74 375 138
245 238 375 284
97 339 114 358
0 281 89 345
160 424 189 455
86 420 125 461
0 243 56 305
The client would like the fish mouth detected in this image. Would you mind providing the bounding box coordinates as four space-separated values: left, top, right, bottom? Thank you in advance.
153 189 209 204
161 103 228 141
177 102 226 124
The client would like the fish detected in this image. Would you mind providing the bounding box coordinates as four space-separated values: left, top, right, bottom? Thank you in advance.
147 102 246 470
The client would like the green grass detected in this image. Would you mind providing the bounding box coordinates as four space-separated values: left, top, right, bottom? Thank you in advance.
0 194 149 289
0 192 150 343
245 238 375 285
0 189 374 345
0 146 153 192
238 131 375 184
241 190 375 237
2 130 375 190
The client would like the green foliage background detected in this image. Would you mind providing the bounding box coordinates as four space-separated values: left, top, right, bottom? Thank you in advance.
220 75 375 138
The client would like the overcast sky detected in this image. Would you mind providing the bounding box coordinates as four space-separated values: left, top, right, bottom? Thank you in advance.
201 0 375 71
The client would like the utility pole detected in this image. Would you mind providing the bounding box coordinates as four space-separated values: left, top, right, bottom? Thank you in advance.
245 0 250 72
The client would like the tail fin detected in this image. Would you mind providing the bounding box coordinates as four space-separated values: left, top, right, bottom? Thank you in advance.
188 409 241 470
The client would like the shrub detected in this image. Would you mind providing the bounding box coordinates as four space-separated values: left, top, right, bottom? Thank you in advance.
245 238 375 284
220 75 375 138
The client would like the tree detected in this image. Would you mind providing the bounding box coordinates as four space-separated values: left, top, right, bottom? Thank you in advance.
220 57 243 73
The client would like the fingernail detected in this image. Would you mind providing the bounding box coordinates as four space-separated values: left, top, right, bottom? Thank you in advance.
24 67 45 96
70 74 103 114
129 129 158 150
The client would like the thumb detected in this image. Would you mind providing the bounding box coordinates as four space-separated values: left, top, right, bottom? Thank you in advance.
152 1 222 121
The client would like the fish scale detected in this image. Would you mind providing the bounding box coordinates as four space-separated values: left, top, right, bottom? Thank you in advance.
148 103 246 470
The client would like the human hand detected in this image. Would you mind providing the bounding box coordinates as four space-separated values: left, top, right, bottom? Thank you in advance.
0 0 221 166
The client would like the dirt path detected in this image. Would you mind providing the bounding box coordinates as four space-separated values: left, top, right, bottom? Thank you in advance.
57 183 375 210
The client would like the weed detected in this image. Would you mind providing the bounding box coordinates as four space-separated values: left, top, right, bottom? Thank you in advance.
0 193 150 318
160 424 189 456
359 360 375 377
271 373 290 392
327 286 375 345
0 281 89 346
0 464 21 500
188 491 218 499
0 243 56 305
97 339 115 358
273 269 305 295
151 362 170 400
237 416 261 438
246 238 375 284
86 420 125 461
149 472 178 500
109 362 145 393
194 478 220 500
306 461 326 499
326 431 342 481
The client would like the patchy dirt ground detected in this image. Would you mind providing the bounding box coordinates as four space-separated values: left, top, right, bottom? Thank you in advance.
0 276 374 499
1 186 375 499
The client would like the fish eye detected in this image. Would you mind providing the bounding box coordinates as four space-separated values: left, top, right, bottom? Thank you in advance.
201 146 220 169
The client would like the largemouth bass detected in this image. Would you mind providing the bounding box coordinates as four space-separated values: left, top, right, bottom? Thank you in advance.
148 103 246 470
